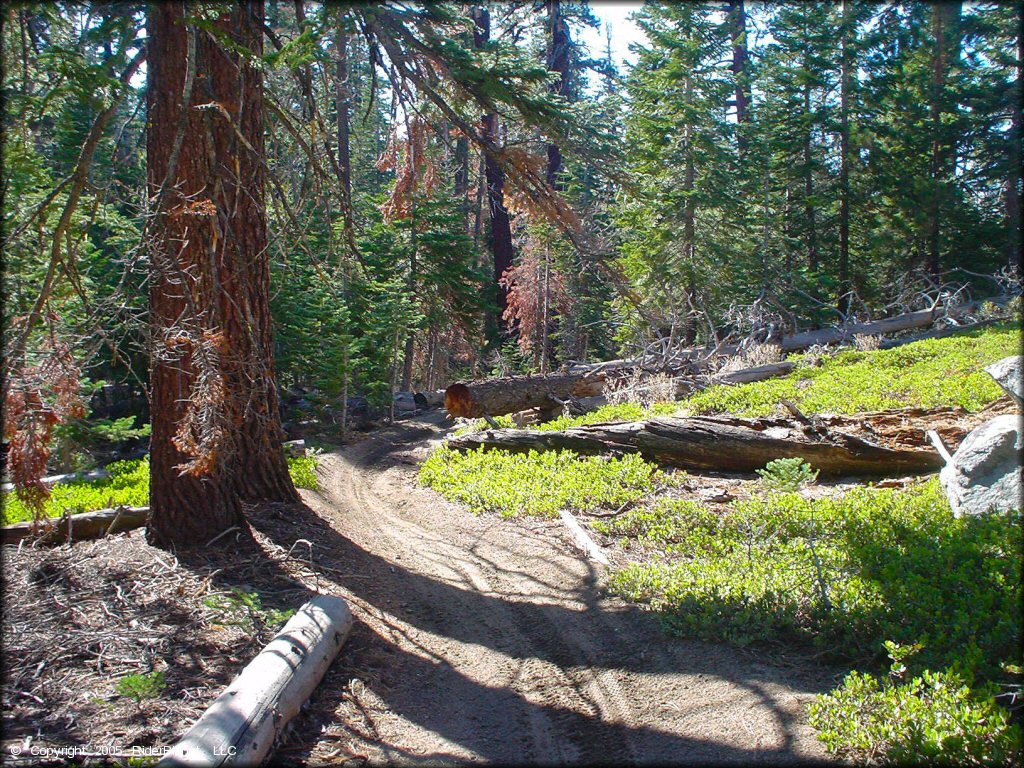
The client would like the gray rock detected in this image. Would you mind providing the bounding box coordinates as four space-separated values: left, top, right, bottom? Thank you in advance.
283 439 307 458
985 356 1023 405
939 415 1023 517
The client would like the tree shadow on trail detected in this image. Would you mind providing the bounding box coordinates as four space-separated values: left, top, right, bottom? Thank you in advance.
233 493 838 767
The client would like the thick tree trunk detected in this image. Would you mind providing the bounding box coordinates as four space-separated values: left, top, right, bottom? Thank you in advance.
146 1 297 549
448 415 944 476
473 7 515 333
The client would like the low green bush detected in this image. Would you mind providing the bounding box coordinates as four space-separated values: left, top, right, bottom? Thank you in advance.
603 480 1021 673
756 458 819 492
203 587 295 631
419 445 666 517
1 453 320 524
1 459 150 525
602 480 1022 764
115 670 165 702
287 454 320 490
808 666 1021 765
679 324 1018 417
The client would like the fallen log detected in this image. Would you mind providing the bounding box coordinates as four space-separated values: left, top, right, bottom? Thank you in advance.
447 415 944 476
711 360 795 385
445 372 606 419
2 505 149 546
159 595 354 768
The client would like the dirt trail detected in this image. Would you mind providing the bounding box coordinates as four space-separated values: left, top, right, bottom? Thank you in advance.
272 413 838 765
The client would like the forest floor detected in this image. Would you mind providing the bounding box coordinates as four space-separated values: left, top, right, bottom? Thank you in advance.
2 410 845 766
276 410 841 765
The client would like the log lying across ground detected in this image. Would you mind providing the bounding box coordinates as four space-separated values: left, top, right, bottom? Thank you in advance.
2 505 149 546
447 415 944 476
445 361 796 420
444 299 1010 420
159 595 354 768
445 372 606 418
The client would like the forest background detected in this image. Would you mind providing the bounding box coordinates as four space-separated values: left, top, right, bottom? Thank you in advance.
2 0 1021 483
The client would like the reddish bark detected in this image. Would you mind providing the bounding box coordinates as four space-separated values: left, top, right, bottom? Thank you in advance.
147 1 296 548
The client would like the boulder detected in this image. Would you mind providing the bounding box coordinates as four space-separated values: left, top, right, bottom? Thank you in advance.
939 415 1023 517
283 439 307 458
393 392 418 412
984 356 1023 406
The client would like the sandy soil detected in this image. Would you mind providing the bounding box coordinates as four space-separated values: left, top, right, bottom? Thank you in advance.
264 412 841 766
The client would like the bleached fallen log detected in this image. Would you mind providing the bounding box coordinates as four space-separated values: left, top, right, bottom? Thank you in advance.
158 595 354 768
559 510 609 566
2 505 149 546
1 467 109 493
414 389 445 408
448 414 944 476
711 360 795 385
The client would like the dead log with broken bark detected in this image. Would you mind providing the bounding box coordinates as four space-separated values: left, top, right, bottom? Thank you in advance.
2 505 149 546
447 415 944 476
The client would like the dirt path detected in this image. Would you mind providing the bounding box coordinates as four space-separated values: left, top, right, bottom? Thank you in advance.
265 413 839 765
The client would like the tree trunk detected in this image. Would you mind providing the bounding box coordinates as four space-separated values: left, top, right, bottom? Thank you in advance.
473 7 515 335
545 0 571 188
447 415 944 476
927 2 961 278
1006 11 1022 271
838 0 852 314
334 16 352 200
146 1 297 549
803 67 818 272
727 0 750 158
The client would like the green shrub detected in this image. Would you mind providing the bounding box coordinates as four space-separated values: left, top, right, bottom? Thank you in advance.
287 453 320 490
679 325 1018 417
1 459 150 525
115 671 165 702
808 667 1022 765
604 479 1022 673
756 458 818 492
1 452 319 524
203 587 295 631
419 445 665 517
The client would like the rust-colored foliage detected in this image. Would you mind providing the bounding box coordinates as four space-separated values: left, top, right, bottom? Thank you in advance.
164 328 236 478
501 246 571 357
378 117 439 222
2 315 85 520
501 147 581 233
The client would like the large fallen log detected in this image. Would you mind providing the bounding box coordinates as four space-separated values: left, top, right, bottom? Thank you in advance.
2 505 149 546
447 415 944 476
445 360 797 420
445 372 606 418
159 595 354 768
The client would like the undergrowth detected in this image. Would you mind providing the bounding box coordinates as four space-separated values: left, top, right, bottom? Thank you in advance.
418 445 668 517
1 454 320 524
519 325 1017 432
680 324 1018 417
598 479 1022 764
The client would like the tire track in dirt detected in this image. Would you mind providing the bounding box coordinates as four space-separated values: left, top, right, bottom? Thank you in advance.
291 414 838 765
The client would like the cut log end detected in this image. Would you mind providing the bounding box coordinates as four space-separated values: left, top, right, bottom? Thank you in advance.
444 382 476 418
